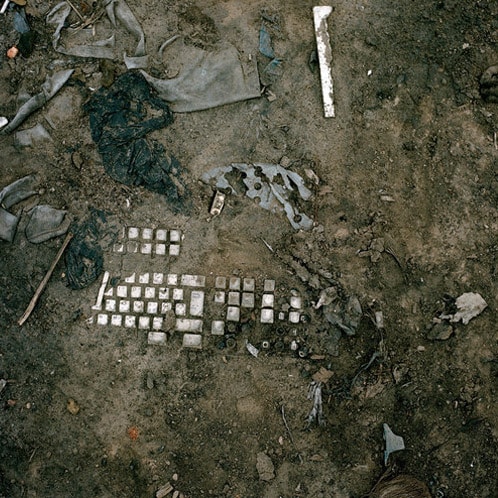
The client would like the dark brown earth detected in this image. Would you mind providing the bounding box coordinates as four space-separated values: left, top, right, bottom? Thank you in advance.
1 1 498 497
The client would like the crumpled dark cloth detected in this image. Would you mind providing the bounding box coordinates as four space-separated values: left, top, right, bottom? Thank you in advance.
83 71 189 213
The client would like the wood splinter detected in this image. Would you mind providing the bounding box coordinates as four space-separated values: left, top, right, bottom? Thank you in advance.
18 232 73 326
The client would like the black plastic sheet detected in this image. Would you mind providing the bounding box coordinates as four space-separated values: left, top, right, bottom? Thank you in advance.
84 72 189 213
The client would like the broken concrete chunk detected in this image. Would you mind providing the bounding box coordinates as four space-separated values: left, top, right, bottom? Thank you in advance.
450 292 487 325
66 398 80 415
256 452 275 481
383 423 405 465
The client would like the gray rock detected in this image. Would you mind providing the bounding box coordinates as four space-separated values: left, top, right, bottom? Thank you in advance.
256 452 275 481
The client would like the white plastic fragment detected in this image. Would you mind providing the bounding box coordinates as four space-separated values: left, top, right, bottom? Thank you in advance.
306 381 325 426
175 319 202 333
0 1 9 15
180 274 206 287
314 286 338 309
210 190 225 216
211 320 225 335
450 292 487 325
156 482 173 497
148 332 167 345
189 290 205 316
92 271 110 310
313 6 335 117
383 423 405 465
0 117 8 129
0 379 7 394
182 333 202 349
245 340 259 358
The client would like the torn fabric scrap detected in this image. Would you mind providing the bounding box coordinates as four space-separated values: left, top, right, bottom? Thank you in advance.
0 175 38 242
46 0 147 69
141 43 260 112
1 70 73 134
84 71 189 213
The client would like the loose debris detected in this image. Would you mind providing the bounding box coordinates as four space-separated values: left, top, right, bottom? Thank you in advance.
66 209 118 290
66 398 80 415
312 367 333 383
383 423 405 465
256 452 275 481
0 379 6 394
245 340 259 358
259 23 275 58
127 426 139 440
322 294 363 336
280 405 303 464
1 70 74 134
156 482 173 497
83 72 189 213
47 0 147 69
368 474 432 498
306 381 325 427
480 65 498 103
209 191 225 217
441 292 487 325
427 321 454 341
202 163 313 230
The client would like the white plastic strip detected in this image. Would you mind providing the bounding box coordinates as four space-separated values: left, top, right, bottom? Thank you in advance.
313 6 335 117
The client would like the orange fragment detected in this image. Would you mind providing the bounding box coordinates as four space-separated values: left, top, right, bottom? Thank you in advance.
127 426 139 441
7 46 19 59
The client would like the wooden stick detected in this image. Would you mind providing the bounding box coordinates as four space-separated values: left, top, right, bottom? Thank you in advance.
18 232 73 326
66 0 85 22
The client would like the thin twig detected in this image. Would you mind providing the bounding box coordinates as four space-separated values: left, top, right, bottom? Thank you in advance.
158 34 180 57
281 405 303 463
73 7 106 32
66 0 85 22
260 237 274 252
18 232 73 326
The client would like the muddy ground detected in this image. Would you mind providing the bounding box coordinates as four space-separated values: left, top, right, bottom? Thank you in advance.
1 0 498 497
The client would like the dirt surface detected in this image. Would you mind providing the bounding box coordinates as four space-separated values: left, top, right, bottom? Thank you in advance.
1 1 498 497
